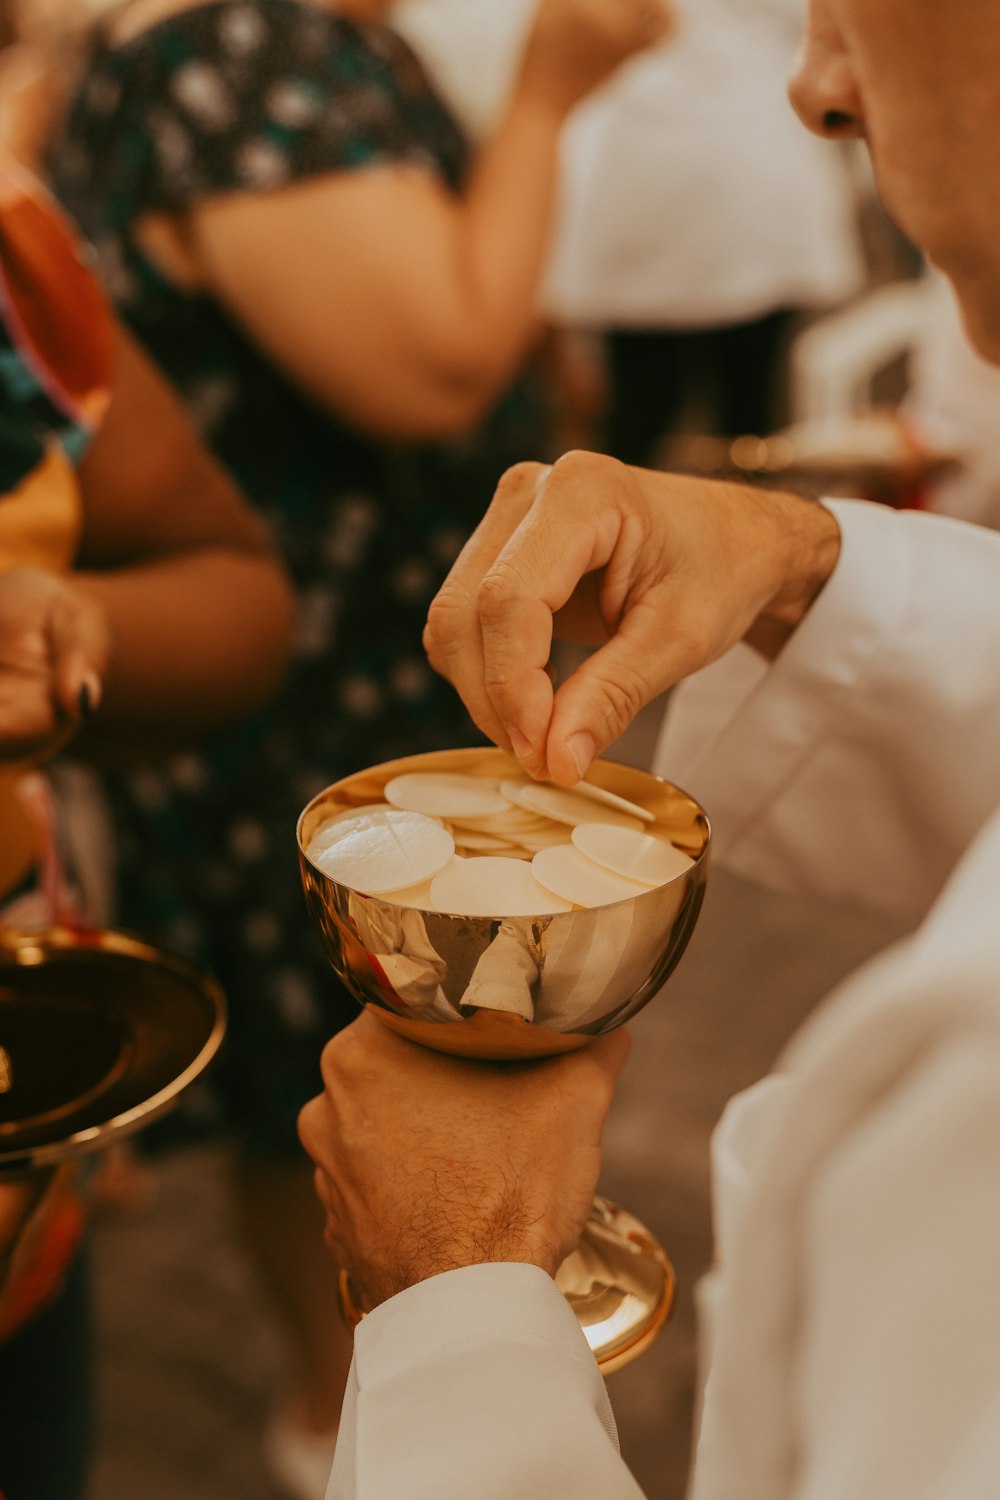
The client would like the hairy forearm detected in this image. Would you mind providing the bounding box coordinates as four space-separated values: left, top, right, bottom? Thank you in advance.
631 467 843 659
742 492 842 657
73 548 293 752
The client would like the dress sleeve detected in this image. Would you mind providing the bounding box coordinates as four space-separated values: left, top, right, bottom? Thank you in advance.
61 0 449 220
654 499 1000 928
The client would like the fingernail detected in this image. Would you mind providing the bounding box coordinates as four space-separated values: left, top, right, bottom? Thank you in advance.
77 673 102 718
505 724 532 761
566 731 596 780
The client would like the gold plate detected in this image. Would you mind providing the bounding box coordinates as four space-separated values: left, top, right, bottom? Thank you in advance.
0 927 226 1171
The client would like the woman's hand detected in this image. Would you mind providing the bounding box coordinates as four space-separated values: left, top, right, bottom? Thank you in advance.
0 567 108 762
519 0 674 117
424 451 841 785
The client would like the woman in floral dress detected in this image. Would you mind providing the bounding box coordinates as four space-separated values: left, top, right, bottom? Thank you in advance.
48 0 666 1489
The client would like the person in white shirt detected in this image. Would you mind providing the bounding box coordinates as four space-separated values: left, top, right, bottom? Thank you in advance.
396 0 865 465
545 0 866 463
298 1 1000 1495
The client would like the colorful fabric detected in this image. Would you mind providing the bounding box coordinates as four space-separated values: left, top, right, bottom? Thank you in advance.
51 0 547 1153
0 1187 86 1344
0 145 111 492
0 146 99 898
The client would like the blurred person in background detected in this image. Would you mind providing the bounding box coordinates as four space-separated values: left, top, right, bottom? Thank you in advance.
0 140 292 1500
392 0 866 466
33 0 670 1493
545 0 866 465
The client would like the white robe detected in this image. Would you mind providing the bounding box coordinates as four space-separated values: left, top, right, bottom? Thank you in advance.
327 498 1000 1500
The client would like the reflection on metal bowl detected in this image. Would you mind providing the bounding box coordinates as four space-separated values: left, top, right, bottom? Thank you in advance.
0 927 226 1170
298 747 710 1060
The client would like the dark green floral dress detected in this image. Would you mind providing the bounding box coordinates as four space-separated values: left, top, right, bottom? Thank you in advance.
50 0 546 1152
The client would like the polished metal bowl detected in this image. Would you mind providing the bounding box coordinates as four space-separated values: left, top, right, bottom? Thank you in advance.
297 747 709 1061
0 926 226 1170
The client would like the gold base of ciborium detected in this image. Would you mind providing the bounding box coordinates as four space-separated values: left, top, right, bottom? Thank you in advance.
297 748 709 1372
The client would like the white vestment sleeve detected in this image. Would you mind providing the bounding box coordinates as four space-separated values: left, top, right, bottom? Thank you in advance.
690 809 1000 1500
327 1262 646 1500
656 500 1000 925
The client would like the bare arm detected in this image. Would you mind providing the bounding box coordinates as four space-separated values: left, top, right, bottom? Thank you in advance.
0 325 293 762
174 0 671 439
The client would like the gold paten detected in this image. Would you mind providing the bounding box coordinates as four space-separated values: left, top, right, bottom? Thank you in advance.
298 747 710 1373
0 926 226 1170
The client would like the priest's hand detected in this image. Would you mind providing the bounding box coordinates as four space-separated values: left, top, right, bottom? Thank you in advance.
423 450 841 785
298 1011 629 1311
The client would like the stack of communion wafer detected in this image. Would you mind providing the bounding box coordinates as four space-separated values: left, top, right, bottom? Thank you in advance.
306 770 695 917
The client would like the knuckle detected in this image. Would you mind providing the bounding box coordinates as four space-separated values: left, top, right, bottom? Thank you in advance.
297 1098 321 1156
421 619 443 674
319 1030 354 1087
477 563 520 623
423 596 455 664
591 663 648 736
550 448 617 485
496 459 549 499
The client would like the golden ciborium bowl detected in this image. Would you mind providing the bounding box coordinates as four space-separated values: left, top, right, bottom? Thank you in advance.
297 747 710 1372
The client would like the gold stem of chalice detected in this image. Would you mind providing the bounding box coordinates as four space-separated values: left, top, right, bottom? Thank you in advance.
298 748 710 1372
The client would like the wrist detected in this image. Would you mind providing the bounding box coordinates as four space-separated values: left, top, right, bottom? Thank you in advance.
510 63 575 129
359 1210 564 1310
745 496 842 659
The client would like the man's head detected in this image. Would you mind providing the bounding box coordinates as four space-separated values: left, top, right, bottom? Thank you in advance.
790 0 1000 363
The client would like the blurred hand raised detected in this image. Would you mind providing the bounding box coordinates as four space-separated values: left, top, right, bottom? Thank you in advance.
519 0 674 115
0 568 108 761
424 451 841 784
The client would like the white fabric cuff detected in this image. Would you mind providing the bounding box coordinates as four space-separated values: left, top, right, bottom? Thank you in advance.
354 1261 600 1385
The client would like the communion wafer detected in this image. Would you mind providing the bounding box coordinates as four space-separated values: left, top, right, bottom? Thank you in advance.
531 844 649 909
572 823 694 887
449 827 523 851
499 777 532 801
384 772 510 819
305 803 394 856
307 809 455 893
430 855 573 917
381 859 464 909
507 826 574 853
511 782 645 833
572 780 654 824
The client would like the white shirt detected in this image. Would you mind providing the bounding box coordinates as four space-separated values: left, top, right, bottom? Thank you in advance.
327 498 1000 1500
543 0 866 326
394 0 866 328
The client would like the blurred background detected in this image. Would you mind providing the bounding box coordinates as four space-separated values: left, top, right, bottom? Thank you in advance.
3 0 999 1497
